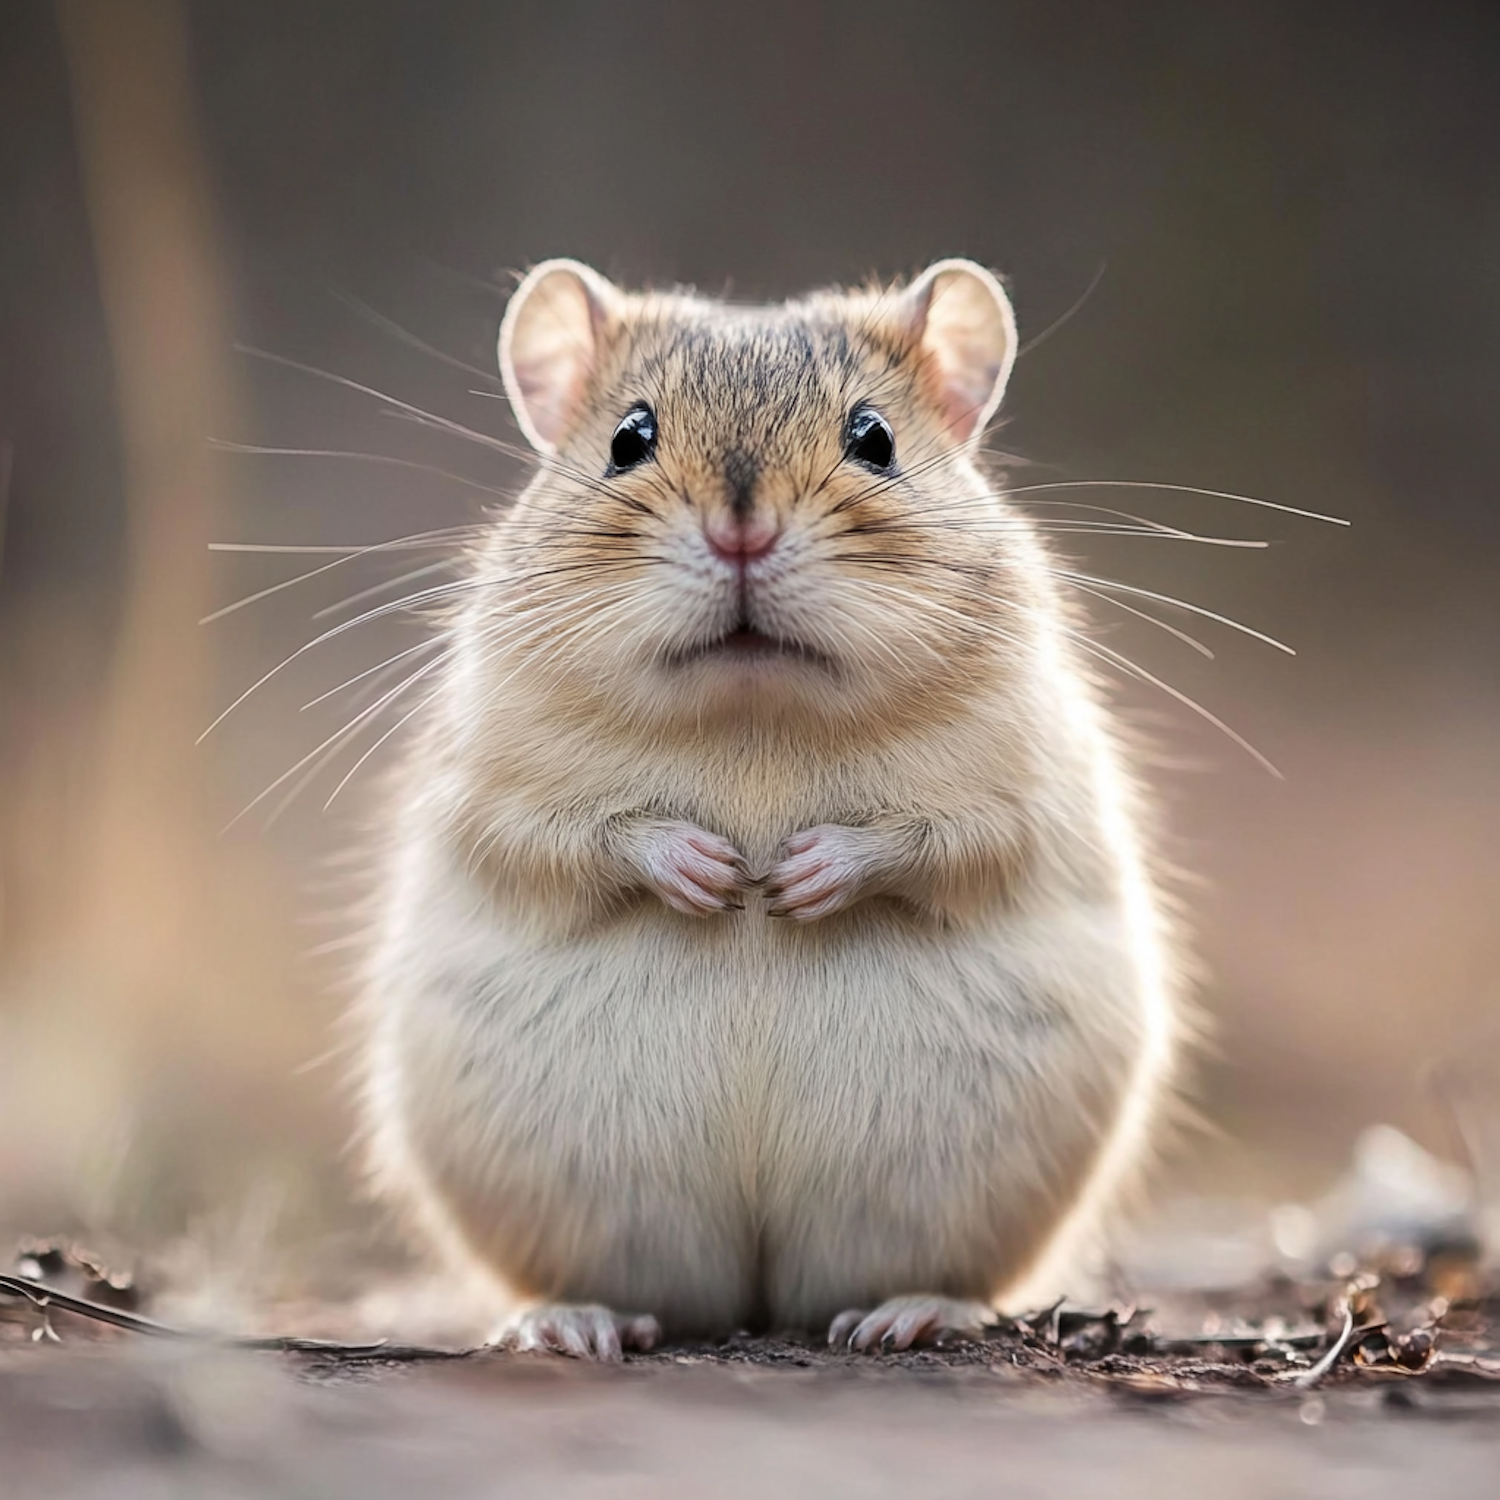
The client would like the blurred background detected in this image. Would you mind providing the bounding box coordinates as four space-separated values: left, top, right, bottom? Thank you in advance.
1 0 1497 1299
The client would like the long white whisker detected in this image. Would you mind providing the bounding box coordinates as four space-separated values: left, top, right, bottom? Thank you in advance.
321 687 444 810
1053 570 1295 655
210 439 511 497
1005 479 1348 527
301 636 446 710
1048 616 1282 778
847 573 1280 776
313 560 457 621
329 289 501 384
1062 580 1215 658
209 541 466 555
235 344 523 460
230 645 456 829
202 527 480 623
200 567 509 741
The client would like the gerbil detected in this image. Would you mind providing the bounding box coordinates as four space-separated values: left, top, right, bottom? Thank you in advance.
358 258 1181 1357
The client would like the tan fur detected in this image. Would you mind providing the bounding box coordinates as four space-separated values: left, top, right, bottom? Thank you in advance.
358 259 1183 1344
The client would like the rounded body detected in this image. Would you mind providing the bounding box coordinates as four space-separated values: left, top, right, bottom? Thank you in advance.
356 259 1181 1341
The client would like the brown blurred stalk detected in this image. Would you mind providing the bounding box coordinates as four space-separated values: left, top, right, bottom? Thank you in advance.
54 0 233 985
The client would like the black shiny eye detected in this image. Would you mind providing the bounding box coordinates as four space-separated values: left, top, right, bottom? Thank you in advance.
844 404 895 471
609 403 657 471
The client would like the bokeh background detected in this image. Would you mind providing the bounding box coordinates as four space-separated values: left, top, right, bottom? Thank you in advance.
2 0 1497 1293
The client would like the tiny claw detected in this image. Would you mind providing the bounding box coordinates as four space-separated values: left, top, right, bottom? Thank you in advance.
828 1309 866 1348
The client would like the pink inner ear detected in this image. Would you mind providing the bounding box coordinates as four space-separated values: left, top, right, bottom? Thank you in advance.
940 375 987 444
926 349 1001 445
512 349 589 448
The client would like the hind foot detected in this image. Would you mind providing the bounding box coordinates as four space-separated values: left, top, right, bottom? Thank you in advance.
829 1295 996 1352
494 1303 662 1362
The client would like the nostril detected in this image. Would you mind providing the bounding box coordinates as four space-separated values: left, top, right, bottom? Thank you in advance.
705 514 780 563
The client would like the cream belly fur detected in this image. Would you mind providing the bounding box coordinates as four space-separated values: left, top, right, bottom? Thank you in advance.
370 855 1149 1335
364 686 1164 1337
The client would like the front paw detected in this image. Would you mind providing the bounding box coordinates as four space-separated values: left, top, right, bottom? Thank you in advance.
764 825 879 922
634 821 750 916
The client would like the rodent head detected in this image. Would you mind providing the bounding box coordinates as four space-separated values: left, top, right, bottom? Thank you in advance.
481 258 1034 739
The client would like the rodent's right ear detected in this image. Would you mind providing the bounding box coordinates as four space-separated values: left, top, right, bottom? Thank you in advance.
498 260 624 452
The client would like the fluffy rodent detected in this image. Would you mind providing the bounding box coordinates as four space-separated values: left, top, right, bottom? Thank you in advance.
358 258 1181 1358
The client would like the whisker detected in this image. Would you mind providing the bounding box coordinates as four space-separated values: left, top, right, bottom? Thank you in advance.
209 439 512 497
848 574 1280 776
236 343 525 461
1053 570 1295 655
313 560 458 621
201 527 477 623
1016 262 1108 358
329 288 500 383
251 594 629 826
1062 580 1214 658
213 543 394 556
1005 479 1347 527
301 636 446 710
321 687 443 811
229 645 455 830
1050 617 1282 778
200 569 504 741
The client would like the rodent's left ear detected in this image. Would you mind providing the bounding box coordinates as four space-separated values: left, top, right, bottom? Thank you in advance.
899 260 1018 447
499 259 625 452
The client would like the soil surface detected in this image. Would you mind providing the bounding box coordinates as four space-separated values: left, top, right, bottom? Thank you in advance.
4 1337 1500 1499
4 1246 1499 1498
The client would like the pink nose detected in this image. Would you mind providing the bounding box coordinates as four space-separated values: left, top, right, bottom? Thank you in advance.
704 512 780 564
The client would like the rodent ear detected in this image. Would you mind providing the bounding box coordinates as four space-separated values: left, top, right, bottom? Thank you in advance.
899 259 1018 447
498 259 624 452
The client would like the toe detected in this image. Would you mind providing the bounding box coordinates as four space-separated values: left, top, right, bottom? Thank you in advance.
884 1307 939 1351
557 1318 592 1359
849 1310 893 1352
624 1315 662 1352
828 1308 867 1348
589 1310 622 1363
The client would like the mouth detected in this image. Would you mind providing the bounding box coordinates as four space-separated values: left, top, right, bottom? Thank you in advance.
665 626 833 672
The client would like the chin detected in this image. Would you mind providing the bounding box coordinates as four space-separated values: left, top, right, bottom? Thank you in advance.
663 626 836 675
626 632 843 728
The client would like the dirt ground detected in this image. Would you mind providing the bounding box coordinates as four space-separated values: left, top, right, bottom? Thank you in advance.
4 1336 1500 1500
5 1249 1499 1500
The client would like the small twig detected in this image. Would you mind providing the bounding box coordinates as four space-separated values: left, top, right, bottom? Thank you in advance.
0 1275 475 1360
1 1275 183 1339
1294 1301 1357 1389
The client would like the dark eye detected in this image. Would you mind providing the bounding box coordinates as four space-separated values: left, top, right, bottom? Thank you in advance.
844 404 895 471
608 403 657 471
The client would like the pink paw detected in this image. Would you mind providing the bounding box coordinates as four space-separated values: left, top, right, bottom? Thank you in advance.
764 825 875 922
828 1295 995 1352
495 1303 662 1362
637 821 749 916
